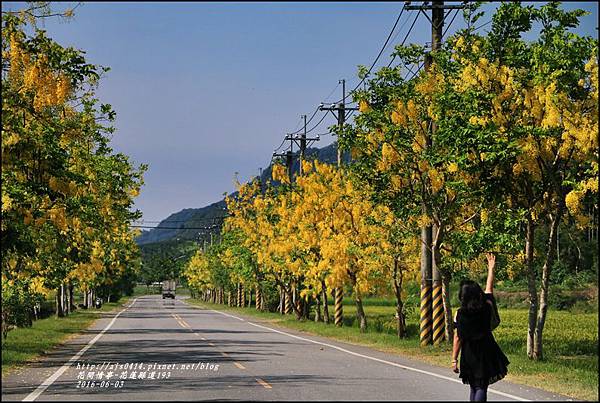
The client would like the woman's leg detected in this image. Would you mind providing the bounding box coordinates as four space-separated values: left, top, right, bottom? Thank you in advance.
469 385 476 401
471 384 488 401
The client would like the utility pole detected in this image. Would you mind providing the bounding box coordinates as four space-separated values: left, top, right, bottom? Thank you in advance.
319 79 358 166
273 133 296 182
284 116 320 177
404 0 465 347
319 79 359 326
300 114 307 174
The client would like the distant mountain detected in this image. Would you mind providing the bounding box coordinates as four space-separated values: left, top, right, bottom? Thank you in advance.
135 142 348 246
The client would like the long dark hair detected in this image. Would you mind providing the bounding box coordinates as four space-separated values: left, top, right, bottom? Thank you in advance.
458 280 485 313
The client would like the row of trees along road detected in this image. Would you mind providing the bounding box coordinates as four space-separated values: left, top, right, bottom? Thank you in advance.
184 2 597 361
1 4 146 339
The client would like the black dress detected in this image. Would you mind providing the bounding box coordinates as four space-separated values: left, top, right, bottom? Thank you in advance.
455 293 509 387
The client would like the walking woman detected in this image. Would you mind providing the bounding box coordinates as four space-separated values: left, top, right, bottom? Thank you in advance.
451 252 509 401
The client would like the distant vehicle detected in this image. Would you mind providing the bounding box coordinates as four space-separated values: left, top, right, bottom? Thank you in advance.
162 280 176 299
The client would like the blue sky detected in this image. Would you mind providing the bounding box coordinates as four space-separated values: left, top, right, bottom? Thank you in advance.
4 2 598 222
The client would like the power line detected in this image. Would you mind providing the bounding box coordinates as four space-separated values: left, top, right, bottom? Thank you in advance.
273 136 288 153
288 106 319 135
333 7 407 104
443 8 460 38
473 19 492 32
281 6 412 159
385 10 412 55
286 81 342 137
404 6 461 82
387 9 422 68
322 81 341 103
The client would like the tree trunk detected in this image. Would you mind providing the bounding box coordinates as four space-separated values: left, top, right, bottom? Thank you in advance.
55 287 64 318
355 292 367 332
525 216 538 359
533 204 564 360
295 294 303 319
432 224 452 342
68 284 75 312
314 294 322 322
321 281 330 324
392 257 406 338
281 282 302 319
567 231 581 275
303 296 310 320
83 290 88 309
63 284 68 315
441 273 453 342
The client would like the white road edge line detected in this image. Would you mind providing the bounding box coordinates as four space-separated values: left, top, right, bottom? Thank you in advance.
22 298 138 402
201 305 528 402
210 309 245 321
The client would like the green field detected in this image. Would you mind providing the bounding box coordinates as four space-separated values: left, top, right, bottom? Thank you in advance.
1 297 131 376
188 297 598 401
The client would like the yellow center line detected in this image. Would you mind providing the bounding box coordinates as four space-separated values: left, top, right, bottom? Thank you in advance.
256 378 272 389
234 362 245 370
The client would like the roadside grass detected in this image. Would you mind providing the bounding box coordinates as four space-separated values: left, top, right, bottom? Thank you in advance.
187 298 598 401
1 297 132 376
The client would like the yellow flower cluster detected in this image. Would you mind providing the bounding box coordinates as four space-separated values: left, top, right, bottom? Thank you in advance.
359 100 371 113
7 35 72 112
223 161 404 300
271 163 289 184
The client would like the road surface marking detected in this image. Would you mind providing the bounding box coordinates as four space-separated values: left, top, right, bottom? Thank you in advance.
234 362 246 370
208 342 216 346
204 306 528 402
23 298 138 402
209 309 245 321
256 378 272 389
172 313 191 328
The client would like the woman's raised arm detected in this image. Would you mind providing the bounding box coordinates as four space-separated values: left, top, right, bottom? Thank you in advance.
485 252 495 294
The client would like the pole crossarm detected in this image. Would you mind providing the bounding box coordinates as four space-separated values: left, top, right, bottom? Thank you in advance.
404 3 466 10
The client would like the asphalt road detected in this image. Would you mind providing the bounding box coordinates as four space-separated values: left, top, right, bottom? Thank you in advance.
1 295 572 401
